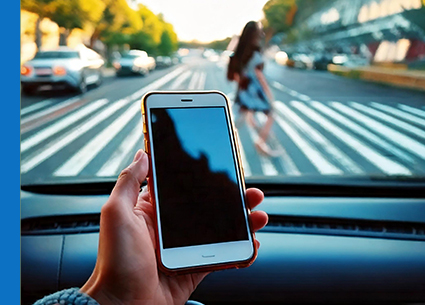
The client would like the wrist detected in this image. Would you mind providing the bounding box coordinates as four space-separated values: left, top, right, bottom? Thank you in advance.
80 275 124 305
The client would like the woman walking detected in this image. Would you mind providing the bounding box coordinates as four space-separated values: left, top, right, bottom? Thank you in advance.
227 21 278 157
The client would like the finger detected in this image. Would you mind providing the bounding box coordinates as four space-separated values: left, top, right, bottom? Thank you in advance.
109 150 149 210
254 239 260 250
250 210 268 232
246 188 264 210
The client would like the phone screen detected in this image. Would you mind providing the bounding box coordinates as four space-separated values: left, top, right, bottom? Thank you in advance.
150 107 249 249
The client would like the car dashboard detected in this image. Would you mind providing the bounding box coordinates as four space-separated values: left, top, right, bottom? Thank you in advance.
21 183 425 305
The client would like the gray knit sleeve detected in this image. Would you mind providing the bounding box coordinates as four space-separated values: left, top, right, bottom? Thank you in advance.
33 287 99 305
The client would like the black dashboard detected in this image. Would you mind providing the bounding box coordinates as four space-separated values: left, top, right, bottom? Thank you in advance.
21 186 425 305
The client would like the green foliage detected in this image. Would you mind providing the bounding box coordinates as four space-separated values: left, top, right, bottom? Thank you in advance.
21 0 178 56
206 37 232 51
262 0 296 34
129 5 178 56
262 0 336 44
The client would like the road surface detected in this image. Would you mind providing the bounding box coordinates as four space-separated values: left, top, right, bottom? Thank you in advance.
21 50 425 184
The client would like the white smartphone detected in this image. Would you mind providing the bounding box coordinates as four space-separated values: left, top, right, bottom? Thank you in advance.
141 91 256 274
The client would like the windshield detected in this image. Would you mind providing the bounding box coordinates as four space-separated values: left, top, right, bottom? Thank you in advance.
121 54 141 59
21 0 425 187
33 51 79 59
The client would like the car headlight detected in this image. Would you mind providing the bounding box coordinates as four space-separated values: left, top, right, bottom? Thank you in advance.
275 51 288 65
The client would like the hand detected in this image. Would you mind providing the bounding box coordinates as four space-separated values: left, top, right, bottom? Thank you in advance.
81 150 268 305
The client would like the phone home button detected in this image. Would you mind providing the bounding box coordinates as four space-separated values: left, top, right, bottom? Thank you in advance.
202 254 215 258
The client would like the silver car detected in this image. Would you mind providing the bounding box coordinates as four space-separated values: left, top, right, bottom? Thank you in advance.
113 50 156 76
21 46 105 95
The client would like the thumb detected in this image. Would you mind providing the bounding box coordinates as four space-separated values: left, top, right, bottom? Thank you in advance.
109 149 149 210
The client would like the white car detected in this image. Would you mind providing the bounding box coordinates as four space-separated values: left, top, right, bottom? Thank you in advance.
113 50 156 76
21 46 105 95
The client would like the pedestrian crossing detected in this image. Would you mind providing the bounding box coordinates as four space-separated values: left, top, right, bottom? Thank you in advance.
20 65 425 181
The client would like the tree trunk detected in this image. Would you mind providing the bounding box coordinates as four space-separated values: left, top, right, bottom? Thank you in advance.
59 28 69 46
35 17 42 50
90 29 100 49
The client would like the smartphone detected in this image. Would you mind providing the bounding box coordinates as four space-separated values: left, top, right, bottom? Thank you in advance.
141 91 256 274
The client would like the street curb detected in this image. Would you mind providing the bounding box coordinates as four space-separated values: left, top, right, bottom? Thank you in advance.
328 64 425 92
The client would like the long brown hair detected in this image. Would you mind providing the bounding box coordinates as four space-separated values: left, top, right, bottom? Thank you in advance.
227 21 261 82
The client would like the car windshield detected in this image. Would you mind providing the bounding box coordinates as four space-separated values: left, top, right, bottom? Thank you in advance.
121 54 141 59
33 51 79 59
21 0 425 187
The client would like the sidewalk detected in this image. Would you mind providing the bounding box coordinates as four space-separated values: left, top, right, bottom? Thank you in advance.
328 64 425 92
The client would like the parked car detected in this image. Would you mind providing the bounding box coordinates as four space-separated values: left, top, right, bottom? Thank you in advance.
292 53 313 69
20 45 105 95
332 53 370 67
155 56 173 68
312 53 334 70
113 50 156 76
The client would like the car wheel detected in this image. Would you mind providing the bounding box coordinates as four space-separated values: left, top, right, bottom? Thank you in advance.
77 76 87 94
95 71 103 87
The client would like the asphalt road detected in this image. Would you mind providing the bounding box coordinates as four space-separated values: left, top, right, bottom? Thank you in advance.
20 50 425 185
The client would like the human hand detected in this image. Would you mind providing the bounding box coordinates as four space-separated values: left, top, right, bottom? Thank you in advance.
81 149 268 305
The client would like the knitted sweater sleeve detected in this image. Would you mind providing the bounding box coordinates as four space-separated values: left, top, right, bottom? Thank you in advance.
33 287 99 305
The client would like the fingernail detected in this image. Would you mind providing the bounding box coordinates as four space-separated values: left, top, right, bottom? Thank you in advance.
133 149 144 163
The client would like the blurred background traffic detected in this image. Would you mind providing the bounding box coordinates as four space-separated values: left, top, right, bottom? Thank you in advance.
21 0 425 91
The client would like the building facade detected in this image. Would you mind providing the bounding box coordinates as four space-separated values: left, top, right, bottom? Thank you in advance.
281 0 425 65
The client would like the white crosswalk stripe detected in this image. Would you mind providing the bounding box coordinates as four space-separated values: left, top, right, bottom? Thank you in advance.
293 101 412 176
245 123 279 176
188 72 199 90
370 102 425 127
312 102 414 164
129 66 186 101
275 101 363 174
398 104 425 118
54 101 141 176
332 102 425 161
96 124 143 177
21 99 53 116
21 98 132 174
21 68 187 174
371 102 425 126
197 72 206 89
21 96 80 125
169 71 192 89
21 99 108 153
255 112 301 176
351 102 425 139
273 106 343 175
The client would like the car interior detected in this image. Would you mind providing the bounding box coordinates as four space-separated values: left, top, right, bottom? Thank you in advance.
21 179 425 305
21 0 425 304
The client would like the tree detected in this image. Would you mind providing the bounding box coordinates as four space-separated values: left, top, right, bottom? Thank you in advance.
22 0 106 47
21 0 55 49
130 5 178 56
262 0 297 35
158 30 174 56
89 0 142 49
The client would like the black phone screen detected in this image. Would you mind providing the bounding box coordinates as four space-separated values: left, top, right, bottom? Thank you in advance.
150 107 249 249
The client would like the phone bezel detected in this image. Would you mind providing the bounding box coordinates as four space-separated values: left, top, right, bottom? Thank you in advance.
143 91 254 271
